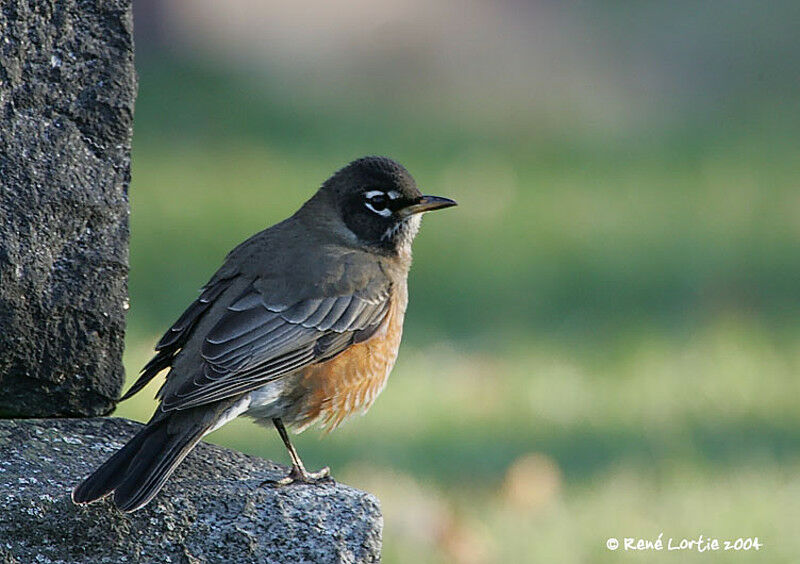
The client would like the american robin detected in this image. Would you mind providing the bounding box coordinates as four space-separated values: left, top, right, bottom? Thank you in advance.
72 156 456 512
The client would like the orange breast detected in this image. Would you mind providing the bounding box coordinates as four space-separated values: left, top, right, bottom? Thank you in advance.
293 283 408 432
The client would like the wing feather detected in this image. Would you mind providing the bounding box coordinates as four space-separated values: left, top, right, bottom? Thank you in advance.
119 271 238 402
300 297 338 327
316 296 353 331
161 281 391 411
281 298 325 323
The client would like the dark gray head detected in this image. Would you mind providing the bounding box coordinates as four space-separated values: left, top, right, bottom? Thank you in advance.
304 156 456 254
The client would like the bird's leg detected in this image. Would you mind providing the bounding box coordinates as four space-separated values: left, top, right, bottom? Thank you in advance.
261 418 332 486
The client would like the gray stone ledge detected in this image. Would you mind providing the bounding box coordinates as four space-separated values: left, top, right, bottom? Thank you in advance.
0 418 382 563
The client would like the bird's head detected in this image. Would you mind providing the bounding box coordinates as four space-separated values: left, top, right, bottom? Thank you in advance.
305 156 457 254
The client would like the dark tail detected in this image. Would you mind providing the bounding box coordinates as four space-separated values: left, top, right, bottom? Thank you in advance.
72 416 208 512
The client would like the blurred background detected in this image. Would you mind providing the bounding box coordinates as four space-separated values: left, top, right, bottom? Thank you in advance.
117 1 800 561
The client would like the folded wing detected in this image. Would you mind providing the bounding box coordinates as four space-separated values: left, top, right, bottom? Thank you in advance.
160 283 391 410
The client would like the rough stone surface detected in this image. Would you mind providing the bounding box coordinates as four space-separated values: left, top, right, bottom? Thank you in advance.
0 418 383 563
0 0 136 416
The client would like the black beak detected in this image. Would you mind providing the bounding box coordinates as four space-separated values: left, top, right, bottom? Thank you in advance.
399 195 458 217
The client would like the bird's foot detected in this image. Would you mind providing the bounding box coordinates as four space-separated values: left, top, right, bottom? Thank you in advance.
261 465 333 487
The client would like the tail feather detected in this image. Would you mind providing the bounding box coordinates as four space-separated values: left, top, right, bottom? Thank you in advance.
71 426 154 504
72 417 208 513
112 425 207 512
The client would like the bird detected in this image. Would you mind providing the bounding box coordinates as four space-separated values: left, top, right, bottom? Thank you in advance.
72 155 457 512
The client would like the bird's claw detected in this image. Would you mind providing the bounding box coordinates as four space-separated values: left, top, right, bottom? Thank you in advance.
260 465 334 487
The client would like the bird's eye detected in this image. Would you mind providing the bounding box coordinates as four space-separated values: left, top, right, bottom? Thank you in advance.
363 191 391 216
368 194 387 210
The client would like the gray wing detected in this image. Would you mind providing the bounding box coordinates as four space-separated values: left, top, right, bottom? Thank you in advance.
160 282 391 411
120 267 239 402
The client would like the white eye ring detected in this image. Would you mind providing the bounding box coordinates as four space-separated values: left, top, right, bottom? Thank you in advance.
363 190 392 217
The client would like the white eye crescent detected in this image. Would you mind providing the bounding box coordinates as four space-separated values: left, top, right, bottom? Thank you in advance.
365 202 391 217
363 190 391 217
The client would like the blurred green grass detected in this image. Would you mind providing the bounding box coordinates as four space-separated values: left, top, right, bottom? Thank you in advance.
118 59 800 562
129 60 800 344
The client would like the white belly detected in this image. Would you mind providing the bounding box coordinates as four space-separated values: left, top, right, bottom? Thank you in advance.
202 380 288 436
